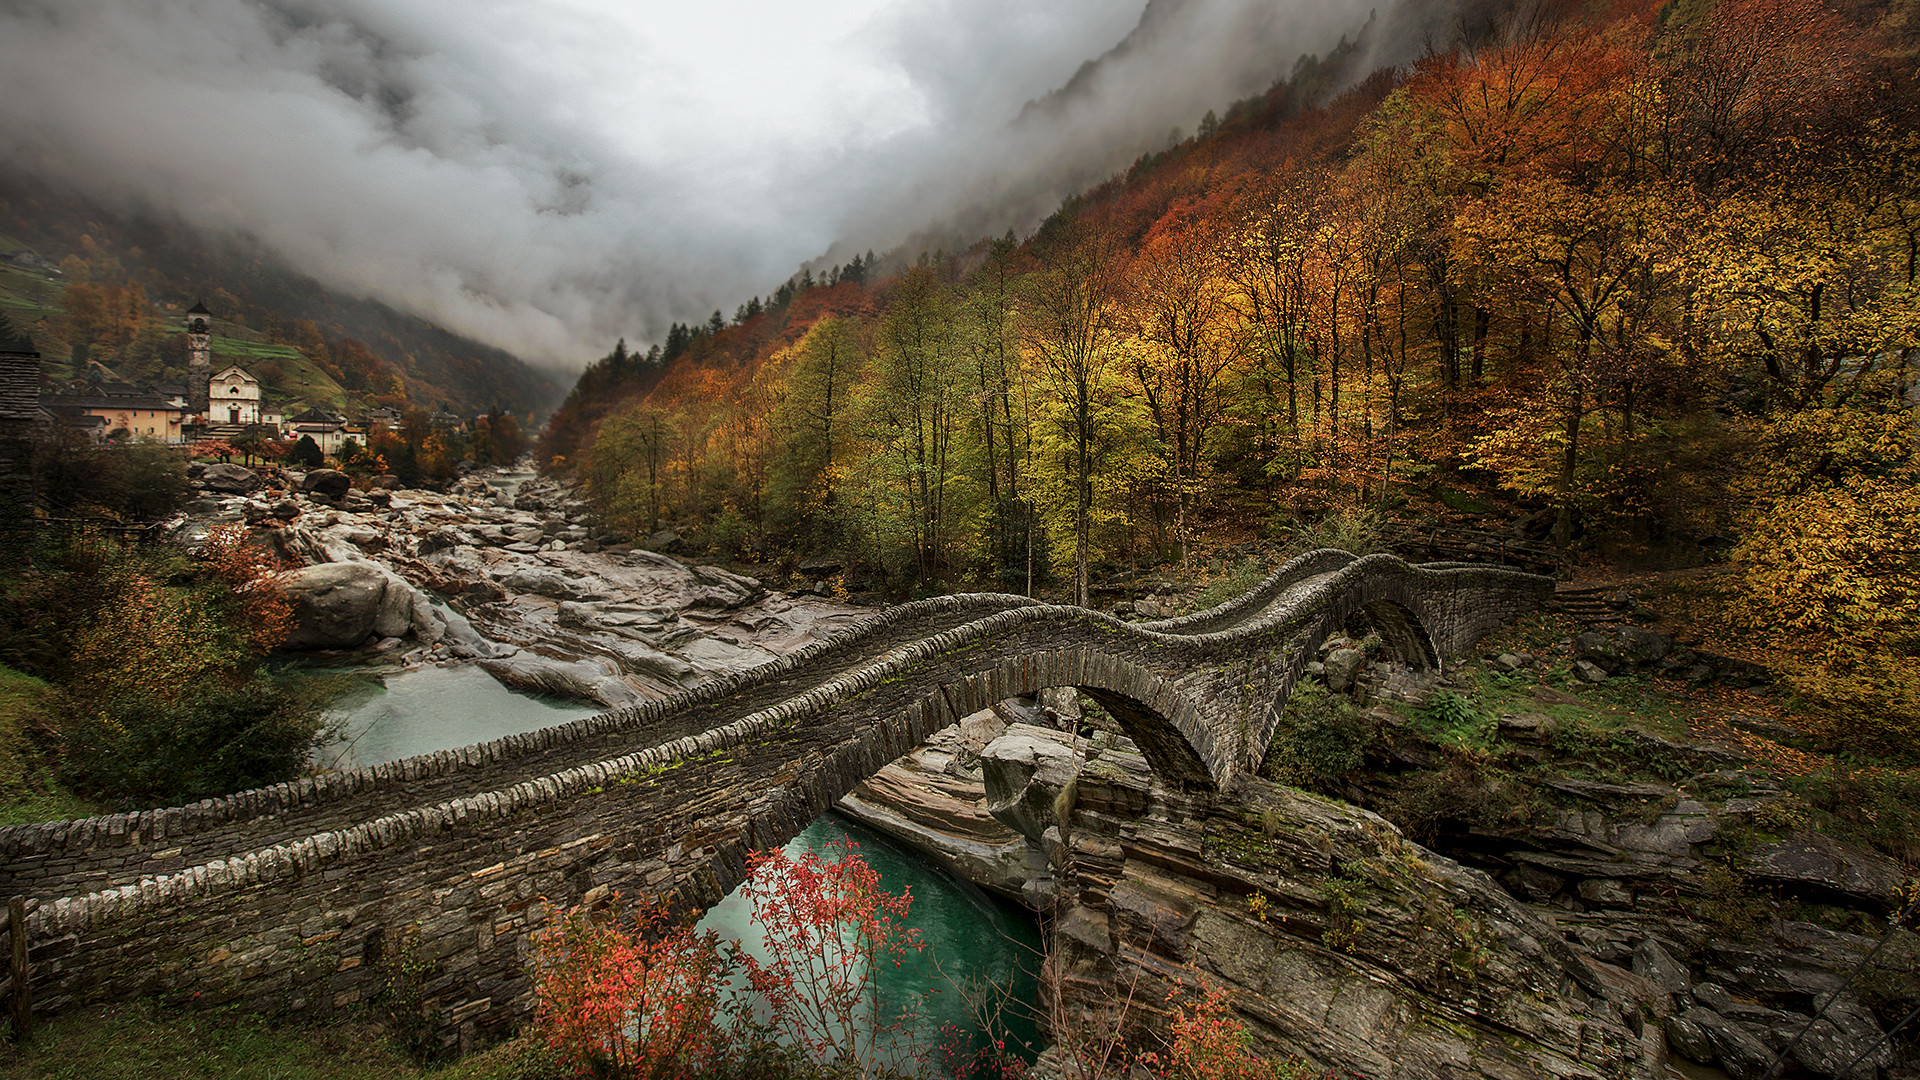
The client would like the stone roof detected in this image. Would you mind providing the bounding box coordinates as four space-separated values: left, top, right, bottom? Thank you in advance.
42 393 182 412
288 408 346 425
188 299 211 315
0 351 42 421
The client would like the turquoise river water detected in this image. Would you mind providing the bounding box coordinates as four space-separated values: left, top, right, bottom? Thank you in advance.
296 658 1042 1075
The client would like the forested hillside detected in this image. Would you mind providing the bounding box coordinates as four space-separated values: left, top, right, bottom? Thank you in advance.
548 0 1919 749
0 175 562 416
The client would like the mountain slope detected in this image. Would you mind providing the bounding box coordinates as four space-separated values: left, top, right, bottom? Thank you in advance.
0 175 562 416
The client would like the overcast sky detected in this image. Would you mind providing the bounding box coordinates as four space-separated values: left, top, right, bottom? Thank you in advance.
0 0 1380 371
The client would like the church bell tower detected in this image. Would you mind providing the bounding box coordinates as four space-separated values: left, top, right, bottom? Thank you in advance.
186 300 211 417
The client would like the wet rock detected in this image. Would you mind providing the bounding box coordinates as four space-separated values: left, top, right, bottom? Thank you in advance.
1574 659 1610 682
1036 686 1082 728
796 553 843 575
1577 877 1633 907
1666 1011 1715 1064
1792 995 1892 1078
201 462 260 493
1501 863 1566 901
1678 1007 1774 1079
1574 626 1671 674
300 468 353 498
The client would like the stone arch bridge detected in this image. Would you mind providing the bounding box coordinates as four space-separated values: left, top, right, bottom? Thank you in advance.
0 550 1549 1051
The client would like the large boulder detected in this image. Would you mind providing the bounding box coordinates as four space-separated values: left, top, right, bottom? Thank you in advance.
981 724 1078 843
1748 833 1907 909
278 561 421 649
200 462 260 494
300 468 353 498
1574 626 1672 674
1323 647 1366 692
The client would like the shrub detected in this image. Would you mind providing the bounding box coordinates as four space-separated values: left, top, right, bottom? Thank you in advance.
0 527 321 805
1138 982 1314 1080
1261 683 1373 794
532 898 738 1080
1288 508 1385 556
286 434 324 468
1413 690 1495 752
532 842 924 1080
58 679 326 804
740 840 926 1073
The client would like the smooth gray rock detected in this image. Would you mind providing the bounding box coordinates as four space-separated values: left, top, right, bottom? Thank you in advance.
278 561 392 648
200 462 260 493
300 468 352 498
981 725 1078 843
1324 647 1366 692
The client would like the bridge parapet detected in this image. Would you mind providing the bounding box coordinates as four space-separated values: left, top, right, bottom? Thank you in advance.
0 551 1551 1053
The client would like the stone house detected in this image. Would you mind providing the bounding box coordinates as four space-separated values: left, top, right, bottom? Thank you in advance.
287 408 349 455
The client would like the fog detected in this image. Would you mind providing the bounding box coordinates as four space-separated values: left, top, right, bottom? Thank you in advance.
0 0 1388 370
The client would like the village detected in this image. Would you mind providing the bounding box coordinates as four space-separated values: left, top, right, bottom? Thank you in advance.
30 301 470 454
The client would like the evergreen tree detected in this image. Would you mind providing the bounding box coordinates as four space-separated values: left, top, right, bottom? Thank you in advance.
664 322 692 360
0 310 32 352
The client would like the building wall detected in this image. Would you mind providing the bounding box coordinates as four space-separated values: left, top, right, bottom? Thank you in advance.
209 375 260 426
87 406 184 442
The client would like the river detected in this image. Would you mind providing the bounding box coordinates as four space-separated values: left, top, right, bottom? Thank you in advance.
297 657 1043 1076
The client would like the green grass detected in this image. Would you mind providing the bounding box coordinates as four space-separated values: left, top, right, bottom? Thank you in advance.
0 263 65 322
0 1002 557 1080
192 333 351 411
0 665 97 826
1184 557 1269 613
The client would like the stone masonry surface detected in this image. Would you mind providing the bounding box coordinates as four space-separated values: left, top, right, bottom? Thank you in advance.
0 550 1551 1054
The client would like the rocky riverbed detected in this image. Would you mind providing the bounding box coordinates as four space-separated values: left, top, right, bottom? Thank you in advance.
174 464 875 706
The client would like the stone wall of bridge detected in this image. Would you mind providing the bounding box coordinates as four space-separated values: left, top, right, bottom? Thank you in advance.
1 552 1551 1053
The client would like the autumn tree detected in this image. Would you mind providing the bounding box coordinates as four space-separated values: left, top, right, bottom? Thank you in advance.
1022 216 1126 605
1128 209 1245 561
851 267 975 582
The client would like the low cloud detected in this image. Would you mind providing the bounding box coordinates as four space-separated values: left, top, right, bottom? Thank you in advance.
0 0 1388 370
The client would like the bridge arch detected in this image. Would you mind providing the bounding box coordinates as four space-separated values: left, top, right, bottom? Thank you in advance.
0 550 1553 1052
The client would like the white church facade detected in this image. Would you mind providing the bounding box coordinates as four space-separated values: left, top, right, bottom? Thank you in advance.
207 365 262 426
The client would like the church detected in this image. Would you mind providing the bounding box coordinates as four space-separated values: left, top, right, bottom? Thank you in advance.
186 300 264 435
